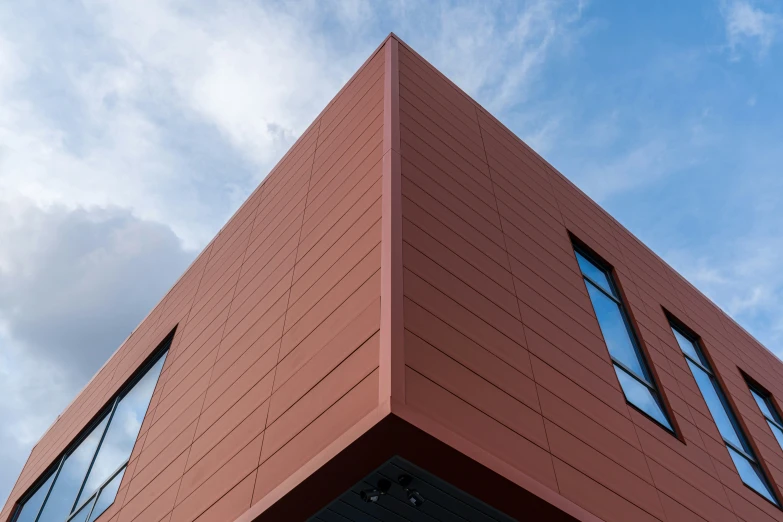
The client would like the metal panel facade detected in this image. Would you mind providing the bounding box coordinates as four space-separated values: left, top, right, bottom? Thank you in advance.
5 34 783 522
2 40 385 522
393 38 783 522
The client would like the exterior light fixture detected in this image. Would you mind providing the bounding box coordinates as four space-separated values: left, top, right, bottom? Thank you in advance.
360 478 391 503
398 474 425 508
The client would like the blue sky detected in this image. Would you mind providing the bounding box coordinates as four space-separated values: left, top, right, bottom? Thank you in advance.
1 0 782 507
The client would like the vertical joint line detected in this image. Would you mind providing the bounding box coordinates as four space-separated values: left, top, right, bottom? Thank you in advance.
255 117 322 495
474 103 560 493
172 168 268 515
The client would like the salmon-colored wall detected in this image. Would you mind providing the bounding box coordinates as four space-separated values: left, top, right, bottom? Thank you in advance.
395 39 783 522
1 42 385 522
9 34 783 522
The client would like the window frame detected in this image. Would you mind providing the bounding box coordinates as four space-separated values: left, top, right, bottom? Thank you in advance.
12 330 174 522
66 397 123 522
65 461 126 522
668 319 780 506
572 242 676 435
746 379 783 448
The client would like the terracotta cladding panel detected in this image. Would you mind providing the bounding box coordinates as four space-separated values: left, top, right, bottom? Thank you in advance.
401 186 508 270
405 331 545 446
261 336 379 461
311 112 383 191
402 158 504 249
402 273 531 377
398 46 477 123
396 36 783 522
11 36 783 522
479 127 556 195
187 471 255 522
404 367 559 491
298 176 381 266
303 137 382 233
314 82 383 170
538 386 651 480
404 300 535 404
274 296 380 393
546 421 666 520
5 42 384 522
252 369 380 505
268 326 381 426
404 219 516 317
553 458 663 522
319 52 384 133
402 244 523 339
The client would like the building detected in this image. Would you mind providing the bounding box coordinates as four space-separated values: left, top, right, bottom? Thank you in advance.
4 33 783 522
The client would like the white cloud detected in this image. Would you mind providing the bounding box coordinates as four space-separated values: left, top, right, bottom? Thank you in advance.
0 0 369 503
668 233 783 355
0 0 591 507
722 0 782 59
405 0 586 113
85 0 363 168
574 139 671 201
0 1 370 251
0 204 192 503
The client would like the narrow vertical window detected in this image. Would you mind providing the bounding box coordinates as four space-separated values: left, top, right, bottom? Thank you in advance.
12 336 171 522
573 246 673 431
671 324 778 504
748 385 783 453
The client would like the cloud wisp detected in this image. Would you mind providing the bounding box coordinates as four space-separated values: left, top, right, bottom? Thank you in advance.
721 0 783 59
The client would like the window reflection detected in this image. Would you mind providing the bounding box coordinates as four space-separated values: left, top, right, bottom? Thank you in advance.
88 467 125 522
687 361 744 449
751 390 775 419
614 367 670 428
79 356 165 502
575 251 614 296
37 416 108 522
13 344 168 522
672 324 778 505
14 473 54 522
587 283 646 379
770 423 783 450
574 245 673 433
728 447 776 503
672 328 701 363
749 388 783 456
68 497 95 522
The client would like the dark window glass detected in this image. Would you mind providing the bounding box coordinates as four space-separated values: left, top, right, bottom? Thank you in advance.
37 416 109 522
672 325 778 505
614 366 669 427
672 328 702 362
687 361 744 449
88 467 125 522
13 473 54 522
770 423 783 450
14 344 168 522
586 283 647 379
575 251 614 296
78 355 165 504
751 389 775 419
67 497 94 522
749 388 783 452
574 245 673 431
728 447 777 503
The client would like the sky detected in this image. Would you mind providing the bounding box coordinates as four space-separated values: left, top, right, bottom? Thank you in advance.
1 0 782 507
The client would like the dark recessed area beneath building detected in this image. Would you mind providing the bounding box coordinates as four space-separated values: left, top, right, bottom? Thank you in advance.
308 456 517 522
